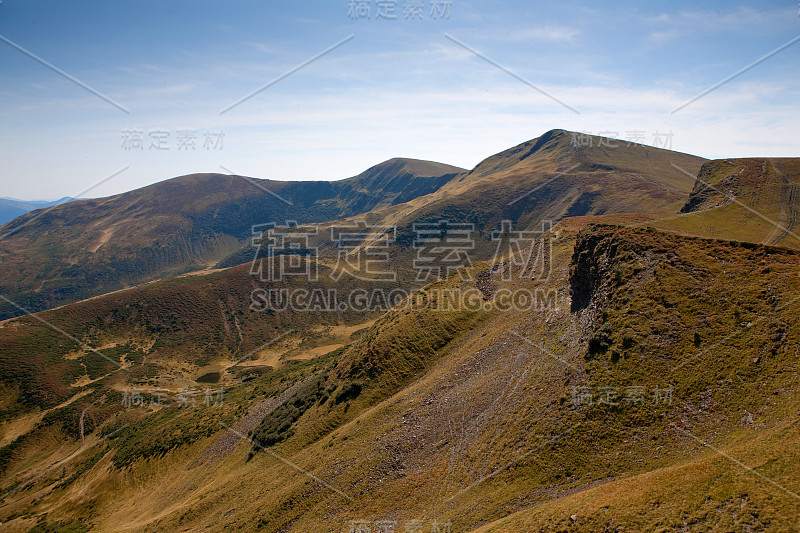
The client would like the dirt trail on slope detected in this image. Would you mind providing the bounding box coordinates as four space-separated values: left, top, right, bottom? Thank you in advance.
0 389 94 447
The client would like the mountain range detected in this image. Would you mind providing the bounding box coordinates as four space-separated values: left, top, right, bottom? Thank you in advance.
1 129 799 532
0 159 463 319
0 198 78 226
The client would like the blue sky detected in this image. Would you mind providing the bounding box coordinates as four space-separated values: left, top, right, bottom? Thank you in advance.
0 0 798 199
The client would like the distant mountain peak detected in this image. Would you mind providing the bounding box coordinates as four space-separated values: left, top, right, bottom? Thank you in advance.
0 196 79 226
359 157 466 179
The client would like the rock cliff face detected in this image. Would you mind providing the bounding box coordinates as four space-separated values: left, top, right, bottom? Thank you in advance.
569 225 624 313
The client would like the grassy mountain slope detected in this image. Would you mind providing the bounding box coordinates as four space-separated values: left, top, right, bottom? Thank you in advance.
9 132 800 532
0 260 400 426
646 158 800 249
0 159 463 319
475 422 800 532
3 222 799 532
357 129 707 232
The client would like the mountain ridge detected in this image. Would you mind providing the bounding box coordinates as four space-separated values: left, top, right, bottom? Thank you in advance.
3 131 800 531
0 158 464 319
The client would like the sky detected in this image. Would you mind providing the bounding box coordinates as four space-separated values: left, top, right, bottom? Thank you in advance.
0 0 798 200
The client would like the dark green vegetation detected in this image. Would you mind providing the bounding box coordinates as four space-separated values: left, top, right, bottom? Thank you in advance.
249 373 332 451
26 518 90 533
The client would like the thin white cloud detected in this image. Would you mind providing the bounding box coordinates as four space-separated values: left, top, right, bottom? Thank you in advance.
6 76 796 198
633 5 795 33
677 5 794 29
647 29 681 44
248 42 281 55
501 26 580 43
